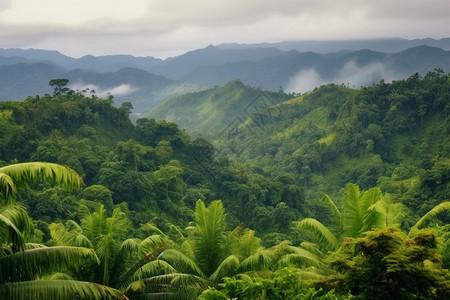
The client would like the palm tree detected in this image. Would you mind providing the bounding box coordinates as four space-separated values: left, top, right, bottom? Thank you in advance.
0 162 127 299
50 204 168 293
295 183 408 252
128 200 321 299
296 183 450 253
125 200 259 299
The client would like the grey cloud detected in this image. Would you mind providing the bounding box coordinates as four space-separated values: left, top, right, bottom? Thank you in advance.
0 0 12 10
0 0 448 58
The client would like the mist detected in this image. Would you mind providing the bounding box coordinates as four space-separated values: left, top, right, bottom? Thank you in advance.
69 83 138 98
285 60 399 94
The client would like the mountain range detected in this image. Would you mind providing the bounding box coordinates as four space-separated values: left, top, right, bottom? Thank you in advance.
1 38 450 114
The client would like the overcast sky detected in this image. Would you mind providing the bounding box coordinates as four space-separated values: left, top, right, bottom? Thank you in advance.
0 0 449 59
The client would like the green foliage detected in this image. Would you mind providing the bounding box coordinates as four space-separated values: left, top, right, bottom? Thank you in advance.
325 227 450 299
413 201 450 230
0 162 83 202
0 72 449 299
0 246 99 282
49 79 70 96
149 79 291 136
0 280 128 300
295 218 340 252
192 200 228 277
199 268 352 300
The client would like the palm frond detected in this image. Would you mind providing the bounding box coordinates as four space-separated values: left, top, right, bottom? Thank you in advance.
319 192 342 222
0 173 15 202
239 249 274 272
0 162 84 198
1 204 34 240
139 273 209 298
24 243 47 250
295 218 340 251
49 222 93 248
139 235 165 255
0 246 99 282
107 207 130 240
0 280 128 300
360 187 384 233
134 260 177 280
158 249 205 277
412 201 450 230
193 200 227 277
47 273 74 280
115 245 168 290
299 242 326 258
296 268 329 281
277 248 324 269
0 213 25 252
343 183 364 238
208 254 240 283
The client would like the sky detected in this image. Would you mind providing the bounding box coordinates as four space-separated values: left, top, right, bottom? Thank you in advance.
0 0 449 59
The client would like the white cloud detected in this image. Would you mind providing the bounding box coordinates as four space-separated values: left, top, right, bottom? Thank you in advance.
285 60 400 94
69 82 138 97
285 68 327 94
337 60 397 88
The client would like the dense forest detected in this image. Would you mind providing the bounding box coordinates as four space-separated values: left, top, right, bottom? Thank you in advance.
0 69 449 299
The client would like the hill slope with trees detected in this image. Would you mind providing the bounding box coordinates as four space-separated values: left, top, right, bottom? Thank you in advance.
0 71 449 299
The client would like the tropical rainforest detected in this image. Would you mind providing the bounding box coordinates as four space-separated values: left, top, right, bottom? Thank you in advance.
0 68 449 299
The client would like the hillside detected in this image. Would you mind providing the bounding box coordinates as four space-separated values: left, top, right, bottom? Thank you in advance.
211 70 449 221
1 70 449 299
149 79 291 136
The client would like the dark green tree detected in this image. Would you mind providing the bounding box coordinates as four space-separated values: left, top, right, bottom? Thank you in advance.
49 79 70 96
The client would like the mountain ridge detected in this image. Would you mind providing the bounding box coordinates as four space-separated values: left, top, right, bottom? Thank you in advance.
1 40 450 115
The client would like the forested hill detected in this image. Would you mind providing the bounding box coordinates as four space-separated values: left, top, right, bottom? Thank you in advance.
149 79 291 136
0 89 308 240
1 69 449 299
212 70 449 221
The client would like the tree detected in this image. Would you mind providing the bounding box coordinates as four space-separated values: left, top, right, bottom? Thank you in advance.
49 79 70 96
127 200 250 298
49 204 168 292
119 102 133 116
295 183 407 252
131 200 320 299
325 227 450 299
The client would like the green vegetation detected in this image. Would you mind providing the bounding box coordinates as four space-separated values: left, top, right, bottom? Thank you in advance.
0 71 449 298
149 79 291 136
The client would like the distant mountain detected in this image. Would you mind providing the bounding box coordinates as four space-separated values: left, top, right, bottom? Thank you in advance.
149 79 291 136
0 63 64 99
1 39 450 114
218 38 450 53
0 48 163 73
0 62 202 113
0 48 75 66
180 46 450 92
149 45 286 79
